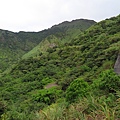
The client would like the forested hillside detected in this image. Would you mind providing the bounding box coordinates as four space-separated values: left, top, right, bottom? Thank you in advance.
0 19 95 73
0 15 120 120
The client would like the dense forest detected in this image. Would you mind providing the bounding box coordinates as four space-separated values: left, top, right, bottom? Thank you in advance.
0 19 95 73
0 15 120 120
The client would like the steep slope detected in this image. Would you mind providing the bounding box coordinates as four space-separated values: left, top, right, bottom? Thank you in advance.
22 19 96 59
0 19 95 73
0 30 42 73
0 15 120 119
50 19 95 32
22 35 60 59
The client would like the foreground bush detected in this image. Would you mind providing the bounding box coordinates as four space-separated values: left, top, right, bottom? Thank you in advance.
66 78 89 103
98 70 120 93
36 95 120 120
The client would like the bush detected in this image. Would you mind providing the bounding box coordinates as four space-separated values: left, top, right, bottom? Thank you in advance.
33 87 63 105
66 78 89 103
98 70 120 93
0 101 6 117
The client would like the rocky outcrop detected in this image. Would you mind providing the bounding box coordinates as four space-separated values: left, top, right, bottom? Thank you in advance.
114 54 120 74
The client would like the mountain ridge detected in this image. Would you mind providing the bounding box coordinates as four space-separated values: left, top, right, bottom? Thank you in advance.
1 15 120 119
0 18 96 73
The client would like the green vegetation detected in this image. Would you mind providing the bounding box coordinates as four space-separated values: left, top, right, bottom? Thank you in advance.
97 69 120 93
66 78 89 103
0 15 120 119
0 19 95 73
33 87 63 105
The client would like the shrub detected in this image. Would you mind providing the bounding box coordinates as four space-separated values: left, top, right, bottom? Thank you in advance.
98 69 120 93
0 102 5 115
66 78 89 103
33 87 63 105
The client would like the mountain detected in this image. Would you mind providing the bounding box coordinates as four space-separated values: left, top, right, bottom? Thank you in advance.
50 19 95 32
0 15 120 119
22 19 96 59
0 19 95 73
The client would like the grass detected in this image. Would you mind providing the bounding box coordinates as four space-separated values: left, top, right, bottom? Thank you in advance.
35 95 120 120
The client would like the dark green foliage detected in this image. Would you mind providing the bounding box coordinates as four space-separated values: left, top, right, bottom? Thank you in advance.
0 101 6 116
98 70 120 93
66 78 89 103
0 19 95 73
33 87 63 105
51 19 96 32
0 15 120 119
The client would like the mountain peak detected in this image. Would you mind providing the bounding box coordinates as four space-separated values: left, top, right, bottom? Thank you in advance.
51 19 96 31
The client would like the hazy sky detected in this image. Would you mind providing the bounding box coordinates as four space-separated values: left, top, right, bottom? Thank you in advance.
0 0 120 32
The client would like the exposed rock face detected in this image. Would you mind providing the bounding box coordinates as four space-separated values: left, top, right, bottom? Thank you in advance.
114 54 120 74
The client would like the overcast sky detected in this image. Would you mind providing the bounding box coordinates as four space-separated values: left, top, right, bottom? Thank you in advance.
0 0 120 32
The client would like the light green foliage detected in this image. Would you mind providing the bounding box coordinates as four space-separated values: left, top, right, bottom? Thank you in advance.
41 77 54 86
37 95 120 120
66 78 89 103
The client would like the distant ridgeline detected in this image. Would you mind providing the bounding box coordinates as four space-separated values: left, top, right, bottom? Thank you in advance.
114 54 120 74
0 15 120 119
0 19 96 73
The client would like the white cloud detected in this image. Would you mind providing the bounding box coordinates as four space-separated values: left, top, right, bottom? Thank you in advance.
0 0 120 32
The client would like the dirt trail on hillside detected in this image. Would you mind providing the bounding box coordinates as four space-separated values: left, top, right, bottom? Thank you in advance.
45 83 58 89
